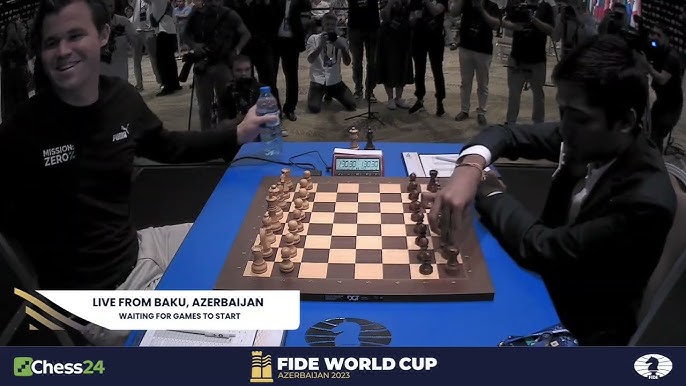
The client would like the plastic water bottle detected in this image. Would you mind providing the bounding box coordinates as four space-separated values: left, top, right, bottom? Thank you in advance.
255 86 282 157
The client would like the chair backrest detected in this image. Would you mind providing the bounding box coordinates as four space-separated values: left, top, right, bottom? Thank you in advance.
630 160 686 345
0 232 77 346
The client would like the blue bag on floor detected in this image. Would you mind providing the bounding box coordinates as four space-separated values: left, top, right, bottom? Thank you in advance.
498 324 579 347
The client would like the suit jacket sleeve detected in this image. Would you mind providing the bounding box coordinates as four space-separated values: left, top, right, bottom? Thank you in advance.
463 123 563 164
475 193 673 273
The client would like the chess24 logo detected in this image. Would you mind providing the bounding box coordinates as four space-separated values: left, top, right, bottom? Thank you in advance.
13 357 105 377
634 354 673 380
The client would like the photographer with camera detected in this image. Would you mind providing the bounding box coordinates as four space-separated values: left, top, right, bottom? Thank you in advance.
306 12 357 114
184 0 252 131
101 0 141 83
598 1 629 35
552 0 597 60
478 0 554 126
636 24 684 153
217 55 262 123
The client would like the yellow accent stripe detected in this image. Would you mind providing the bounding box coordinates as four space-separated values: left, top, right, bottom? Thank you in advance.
29 324 38 330
26 307 64 330
14 288 85 331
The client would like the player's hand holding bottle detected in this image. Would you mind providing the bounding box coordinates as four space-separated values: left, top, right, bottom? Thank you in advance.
427 154 487 248
234 105 279 145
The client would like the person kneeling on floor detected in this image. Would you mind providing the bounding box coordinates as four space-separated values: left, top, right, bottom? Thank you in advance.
306 12 357 114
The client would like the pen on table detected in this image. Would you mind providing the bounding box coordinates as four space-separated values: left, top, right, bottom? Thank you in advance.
171 330 236 339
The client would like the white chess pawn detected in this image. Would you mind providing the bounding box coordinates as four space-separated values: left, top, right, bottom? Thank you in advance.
291 209 306 227
259 228 273 259
298 188 310 210
279 233 296 273
287 220 301 244
303 170 313 190
293 197 304 211
261 212 276 244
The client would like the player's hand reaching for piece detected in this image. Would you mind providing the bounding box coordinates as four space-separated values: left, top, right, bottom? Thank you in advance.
235 105 279 145
427 155 487 248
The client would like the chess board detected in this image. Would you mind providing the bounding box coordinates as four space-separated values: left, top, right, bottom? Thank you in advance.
215 176 495 301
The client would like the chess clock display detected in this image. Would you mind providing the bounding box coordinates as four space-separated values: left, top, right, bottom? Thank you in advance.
332 153 384 176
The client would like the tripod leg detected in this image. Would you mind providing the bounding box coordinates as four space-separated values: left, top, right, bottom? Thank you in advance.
187 76 194 131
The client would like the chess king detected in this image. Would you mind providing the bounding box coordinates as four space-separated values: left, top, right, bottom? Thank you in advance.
429 34 677 346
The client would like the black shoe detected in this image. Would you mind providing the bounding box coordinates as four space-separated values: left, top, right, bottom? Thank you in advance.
366 92 378 103
285 112 297 121
455 111 469 121
409 99 424 114
436 102 445 117
477 113 487 126
354 90 363 100
156 87 176 96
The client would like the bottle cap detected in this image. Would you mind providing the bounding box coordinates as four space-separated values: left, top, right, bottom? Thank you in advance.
260 86 271 94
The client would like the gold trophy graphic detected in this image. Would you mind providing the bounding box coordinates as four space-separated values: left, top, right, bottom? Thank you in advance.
250 351 274 383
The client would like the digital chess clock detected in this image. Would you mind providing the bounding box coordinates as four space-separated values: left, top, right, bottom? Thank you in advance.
332 150 384 176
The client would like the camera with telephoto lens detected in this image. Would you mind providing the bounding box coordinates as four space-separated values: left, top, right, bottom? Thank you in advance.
178 51 209 82
507 2 538 24
617 15 654 58
101 24 126 64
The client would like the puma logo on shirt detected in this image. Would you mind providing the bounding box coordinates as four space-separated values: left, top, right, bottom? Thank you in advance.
112 124 130 142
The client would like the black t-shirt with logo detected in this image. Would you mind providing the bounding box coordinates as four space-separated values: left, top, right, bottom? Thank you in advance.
459 0 501 55
348 0 381 31
650 47 684 109
509 1 555 64
409 0 449 37
0 76 238 290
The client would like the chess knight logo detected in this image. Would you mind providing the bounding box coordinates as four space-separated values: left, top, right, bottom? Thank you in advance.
250 351 274 383
634 354 673 379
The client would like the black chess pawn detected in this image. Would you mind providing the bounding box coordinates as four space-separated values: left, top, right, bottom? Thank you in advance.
445 247 460 271
407 173 419 192
364 128 375 150
411 210 424 223
428 169 439 193
418 241 433 275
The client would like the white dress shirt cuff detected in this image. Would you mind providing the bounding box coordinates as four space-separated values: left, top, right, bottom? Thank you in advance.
458 145 493 166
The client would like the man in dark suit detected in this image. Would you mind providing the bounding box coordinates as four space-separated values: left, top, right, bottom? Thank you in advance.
274 0 311 121
428 34 677 345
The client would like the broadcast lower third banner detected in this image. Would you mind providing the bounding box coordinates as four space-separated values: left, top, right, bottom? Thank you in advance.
35 290 300 330
1 347 684 386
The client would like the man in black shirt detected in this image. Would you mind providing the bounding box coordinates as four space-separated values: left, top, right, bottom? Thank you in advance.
480 0 554 125
218 54 262 122
638 25 684 153
0 0 275 345
348 0 380 102
449 0 501 126
408 0 448 117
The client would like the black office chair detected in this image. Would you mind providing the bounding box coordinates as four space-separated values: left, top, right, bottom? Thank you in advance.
630 160 686 345
0 232 83 346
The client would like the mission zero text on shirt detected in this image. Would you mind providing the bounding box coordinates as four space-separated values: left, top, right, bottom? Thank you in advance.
42 144 76 167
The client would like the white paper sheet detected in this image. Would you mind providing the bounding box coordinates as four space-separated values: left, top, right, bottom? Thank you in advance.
138 329 285 347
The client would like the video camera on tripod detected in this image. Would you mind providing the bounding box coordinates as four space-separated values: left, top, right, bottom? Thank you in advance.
615 15 656 58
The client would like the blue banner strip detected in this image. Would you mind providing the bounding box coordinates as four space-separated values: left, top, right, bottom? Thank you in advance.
1 347 685 386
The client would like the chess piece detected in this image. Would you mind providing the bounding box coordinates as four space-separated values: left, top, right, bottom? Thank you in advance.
303 170 314 190
419 256 433 275
409 200 421 213
266 185 283 220
259 228 273 259
298 188 310 210
411 208 424 223
291 209 306 228
428 169 439 193
416 235 429 257
293 197 304 211
414 222 428 238
279 233 296 273
268 207 281 232
261 212 276 244
349 127 359 150
282 168 294 191
407 173 419 193
299 178 309 191
251 245 268 274
287 220 301 244
364 128 375 150
409 189 420 204
270 184 284 219
445 247 459 271
277 176 290 211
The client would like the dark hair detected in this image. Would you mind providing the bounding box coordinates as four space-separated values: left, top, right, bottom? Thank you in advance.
322 12 337 22
233 54 252 67
31 0 110 93
552 34 648 133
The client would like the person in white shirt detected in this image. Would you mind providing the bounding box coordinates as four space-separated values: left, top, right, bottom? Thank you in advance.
101 0 140 83
305 12 356 113
145 0 182 95
129 0 160 90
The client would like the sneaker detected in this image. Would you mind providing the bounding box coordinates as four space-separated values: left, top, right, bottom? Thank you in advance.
477 113 487 126
436 102 445 117
387 99 397 110
454 111 469 121
395 98 411 109
409 99 424 114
